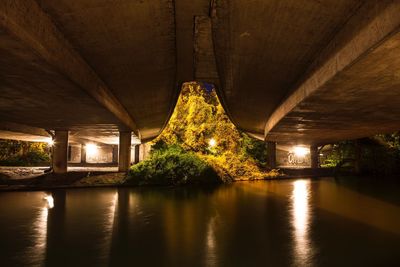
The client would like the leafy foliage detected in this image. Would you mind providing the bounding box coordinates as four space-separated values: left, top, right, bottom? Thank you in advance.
0 139 50 166
321 135 400 176
126 82 275 185
127 144 221 185
154 82 270 180
320 141 354 168
360 135 400 176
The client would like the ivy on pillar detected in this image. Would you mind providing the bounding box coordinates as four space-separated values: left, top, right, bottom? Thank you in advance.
118 131 132 172
53 130 68 173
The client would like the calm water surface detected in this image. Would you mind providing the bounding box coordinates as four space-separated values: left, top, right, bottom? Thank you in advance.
1 178 400 267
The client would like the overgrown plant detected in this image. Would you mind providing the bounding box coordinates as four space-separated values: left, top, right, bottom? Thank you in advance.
0 140 50 166
126 82 277 185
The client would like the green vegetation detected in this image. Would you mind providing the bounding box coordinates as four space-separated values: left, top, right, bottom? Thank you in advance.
321 134 400 176
126 82 277 185
126 144 220 186
0 140 50 166
320 141 354 168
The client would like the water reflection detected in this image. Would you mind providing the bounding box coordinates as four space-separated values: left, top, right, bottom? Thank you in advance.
44 194 54 209
291 180 313 266
26 193 53 266
205 215 218 267
1 180 400 266
102 192 118 265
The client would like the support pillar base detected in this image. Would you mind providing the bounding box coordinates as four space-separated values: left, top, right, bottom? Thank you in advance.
118 132 132 172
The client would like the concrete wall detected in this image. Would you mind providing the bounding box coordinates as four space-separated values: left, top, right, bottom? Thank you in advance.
86 145 113 163
68 144 81 163
276 145 311 169
68 144 115 164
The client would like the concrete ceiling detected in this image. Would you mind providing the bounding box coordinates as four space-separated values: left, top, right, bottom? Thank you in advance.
211 0 364 134
37 0 177 139
1 0 400 145
264 1 400 144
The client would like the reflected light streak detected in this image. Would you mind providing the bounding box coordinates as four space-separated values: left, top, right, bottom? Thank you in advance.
25 194 53 266
101 192 118 263
205 216 218 267
291 180 312 266
44 194 54 209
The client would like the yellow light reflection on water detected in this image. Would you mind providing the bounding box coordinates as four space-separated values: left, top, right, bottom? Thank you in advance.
101 192 118 262
205 216 218 267
44 194 54 209
25 193 53 265
291 180 312 266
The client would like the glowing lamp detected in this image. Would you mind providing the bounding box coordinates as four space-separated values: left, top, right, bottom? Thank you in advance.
47 139 54 147
293 146 309 157
85 143 98 156
208 138 217 148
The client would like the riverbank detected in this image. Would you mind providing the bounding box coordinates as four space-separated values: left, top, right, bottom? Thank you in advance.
0 166 337 192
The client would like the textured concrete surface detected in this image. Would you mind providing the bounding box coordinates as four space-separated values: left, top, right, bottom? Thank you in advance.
265 1 400 144
212 0 364 135
1 1 400 146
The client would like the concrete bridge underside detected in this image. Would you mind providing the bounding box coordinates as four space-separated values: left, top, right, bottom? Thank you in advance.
1 0 400 168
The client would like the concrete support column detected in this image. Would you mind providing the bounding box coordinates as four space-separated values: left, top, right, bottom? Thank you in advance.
53 130 68 173
133 145 140 164
80 144 86 163
310 145 319 169
112 145 118 164
266 141 277 169
118 131 131 172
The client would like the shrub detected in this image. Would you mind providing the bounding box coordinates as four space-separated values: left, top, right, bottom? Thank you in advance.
0 139 50 166
0 151 50 166
125 145 221 186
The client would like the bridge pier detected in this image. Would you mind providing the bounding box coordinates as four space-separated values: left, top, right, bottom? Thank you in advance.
118 131 131 172
266 141 277 169
80 144 86 164
53 130 68 174
310 145 319 169
133 145 140 164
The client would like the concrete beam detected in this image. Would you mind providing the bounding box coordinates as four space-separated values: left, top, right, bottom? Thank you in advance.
0 0 139 137
174 0 210 83
265 1 400 142
0 122 51 142
194 16 219 86
53 130 68 173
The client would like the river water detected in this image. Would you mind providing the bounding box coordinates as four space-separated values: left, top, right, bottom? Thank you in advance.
0 178 399 267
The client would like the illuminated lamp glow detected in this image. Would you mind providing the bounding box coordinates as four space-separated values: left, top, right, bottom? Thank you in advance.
85 143 98 156
47 139 54 147
208 138 217 148
293 146 309 157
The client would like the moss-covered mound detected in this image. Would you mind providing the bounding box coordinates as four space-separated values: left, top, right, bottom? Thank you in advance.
124 145 221 186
